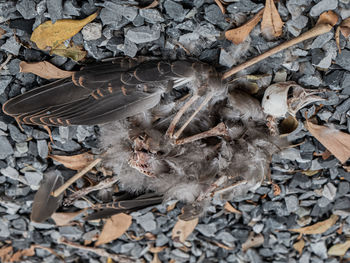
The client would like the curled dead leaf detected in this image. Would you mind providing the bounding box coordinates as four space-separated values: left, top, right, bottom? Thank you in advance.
51 41 87 61
0 246 13 262
339 17 350 38
31 11 98 50
272 183 281 196
214 0 226 14
51 209 86 226
142 0 159 9
224 201 242 214
225 9 264 45
9 245 35 262
328 240 350 256
293 239 305 255
49 152 95 170
305 121 350 164
242 233 264 252
172 217 198 243
261 0 284 40
19 61 74 80
95 213 132 246
316 10 338 27
289 214 339 235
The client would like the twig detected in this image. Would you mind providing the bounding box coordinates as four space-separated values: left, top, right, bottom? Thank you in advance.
52 158 102 197
0 54 13 71
58 238 136 263
222 23 333 80
63 177 118 206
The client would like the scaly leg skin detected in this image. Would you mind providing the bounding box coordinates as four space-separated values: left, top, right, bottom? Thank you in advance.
175 122 228 145
173 92 214 140
166 94 200 138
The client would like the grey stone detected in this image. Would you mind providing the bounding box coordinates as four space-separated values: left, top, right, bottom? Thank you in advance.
253 223 264 233
37 140 48 159
0 166 19 180
8 124 27 142
310 240 328 259
216 231 235 244
323 182 337 201
325 70 344 90
172 249 190 259
286 0 312 18
103 2 138 22
286 15 309 36
299 74 323 87
332 98 350 120
0 219 10 238
16 0 37 19
47 0 63 23
139 9 164 23
24 171 43 189
1 36 21 55
318 196 331 208
334 197 350 210
36 0 46 15
310 0 338 17
196 223 217 237
63 0 80 17
0 136 13 159
100 8 123 29
126 25 160 44
164 0 187 22
120 38 138 57
59 226 83 240
132 14 144 27
336 49 350 71
285 195 299 213
156 233 169 247
204 4 227 28
12 218 26 230
120 243 134 253
219 49 235 68
82 22 102 41
227 0 260 13
311 32 334 49
338 181 350 196
341 73 350 95
15 142 28 154
135 212 156 232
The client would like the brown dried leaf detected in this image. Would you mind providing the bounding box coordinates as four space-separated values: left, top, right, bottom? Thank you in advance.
340 17 350 38
51 209 86 226
31 11 98 50
172 217 198 243
272 183 281 196
335 26 341 53
19 61 74 80
305 121 350 163
151 253 161 263
316 10 338 26
242 233 264 252
214 0 226 14
0 246 13 262
142 0 159 9
9 245 35 262
293 239 305 255
95 213 132 246
225 9 264 45
49 152 95 170
261 0 284 39
289 214 339 234
328 240 350 256
224 202 242 214
0 28 6 38
51 42 87 61
149 246 167 253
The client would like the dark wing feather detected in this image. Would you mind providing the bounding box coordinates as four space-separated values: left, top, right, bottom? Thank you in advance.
3 59 198 126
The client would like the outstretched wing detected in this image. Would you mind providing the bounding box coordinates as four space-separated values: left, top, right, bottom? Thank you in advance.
2 58 197 126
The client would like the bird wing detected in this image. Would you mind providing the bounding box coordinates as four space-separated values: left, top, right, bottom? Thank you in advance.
2 58 197 126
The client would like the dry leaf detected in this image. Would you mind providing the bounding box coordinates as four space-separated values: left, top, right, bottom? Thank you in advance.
242 233 264 252
167 201 178 212
289 214 339 235
224 202 242 214
19 61 74 80
51 209 86 226
49 152 95 170
339 17 350 38
261 0 284 40
31 11 98 50
272 183 281 196
306 121 350 163
0 28 6 38
214 0 225 14
316 10 338 26
293 239 305 255
328 240 350 256
149 246 167 253
172 217 198 243
225 9 264 45
0 246 13 262
9 245 35 262
302 170 321 176
51 42 87 61
142 0 159 9
95 213 132 246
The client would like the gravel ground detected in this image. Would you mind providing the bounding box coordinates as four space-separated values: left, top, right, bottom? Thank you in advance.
1 0 350 262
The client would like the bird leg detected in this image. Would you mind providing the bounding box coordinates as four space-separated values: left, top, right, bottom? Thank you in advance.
166 94 200 138
175 122 229 145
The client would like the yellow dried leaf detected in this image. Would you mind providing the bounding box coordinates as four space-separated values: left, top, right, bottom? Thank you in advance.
49 152 95 170
261 0 284 39
19 61 74 80
317 10 338 27
306 121 350 164
172 217 198 243
95 213 132 246
51 42 87 61
242 233 264 252
224 202 242 214
293 239 305 254
51 209 86 226
31 11 98 50
328 240 350 256
225 9 264 45
289 214 339 235
340 17 350 38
